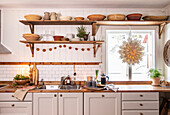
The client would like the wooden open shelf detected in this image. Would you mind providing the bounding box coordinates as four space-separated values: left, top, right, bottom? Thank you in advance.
20 40 104 57
19 20 95 25
0 62 101 65
96 20 170 26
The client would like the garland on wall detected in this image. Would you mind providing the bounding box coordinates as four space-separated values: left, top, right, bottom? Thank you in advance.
26 44 100 52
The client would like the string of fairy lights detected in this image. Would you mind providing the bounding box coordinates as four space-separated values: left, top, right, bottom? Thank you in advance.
26 44 101 52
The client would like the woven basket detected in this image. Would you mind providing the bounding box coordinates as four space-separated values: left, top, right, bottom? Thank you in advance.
24 14 42 20
87 14 106 21
107 14 125 21
23 34 40 41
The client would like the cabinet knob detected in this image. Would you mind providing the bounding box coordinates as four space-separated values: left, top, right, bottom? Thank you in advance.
11 95 14 97
140 95 143 97
60 94 62 97
54 94 57 97
140 112 143 115
11 104 15 107
102 95 105 97
139 104 143 106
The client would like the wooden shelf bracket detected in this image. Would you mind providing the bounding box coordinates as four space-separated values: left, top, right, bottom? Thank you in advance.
28 23 34 34
29 43 34 57
93 42 101 57
159 22 167 39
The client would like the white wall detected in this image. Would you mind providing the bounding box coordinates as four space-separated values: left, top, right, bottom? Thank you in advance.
0 7 168 81
163 5 170 81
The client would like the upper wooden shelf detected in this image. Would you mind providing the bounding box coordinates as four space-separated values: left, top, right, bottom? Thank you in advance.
20 20 170 26
19 20 95 25
20 40 104 44
96 20 170 26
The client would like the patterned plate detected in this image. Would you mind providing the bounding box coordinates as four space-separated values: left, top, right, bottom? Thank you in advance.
163 40 170 67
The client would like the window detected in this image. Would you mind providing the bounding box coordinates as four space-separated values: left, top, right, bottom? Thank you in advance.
106 30 155 81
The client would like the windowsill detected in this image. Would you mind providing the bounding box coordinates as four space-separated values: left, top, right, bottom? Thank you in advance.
107 81 152 85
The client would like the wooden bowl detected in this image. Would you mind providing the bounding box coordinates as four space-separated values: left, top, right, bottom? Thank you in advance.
87 14 106 21
23 34 40 41
142 16 168 21
107 14 125 21
126 13 142 21
53 36 64 41
74 17 84 21
15 80 29 85
24 14 42 20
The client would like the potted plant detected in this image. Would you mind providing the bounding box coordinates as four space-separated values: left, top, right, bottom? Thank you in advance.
76 25 86 40
149 69 162 86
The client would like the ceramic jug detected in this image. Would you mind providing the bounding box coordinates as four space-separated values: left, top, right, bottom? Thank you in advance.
43 12 50 20
50 12 57 20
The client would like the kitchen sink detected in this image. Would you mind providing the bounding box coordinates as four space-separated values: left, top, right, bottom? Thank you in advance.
60 85 80 90
38 85 81 90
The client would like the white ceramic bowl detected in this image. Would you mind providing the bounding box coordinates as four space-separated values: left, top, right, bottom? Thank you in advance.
70 38 80 41
60 16 72 20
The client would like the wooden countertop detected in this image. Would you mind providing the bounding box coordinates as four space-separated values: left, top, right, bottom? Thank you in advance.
0 85 170 93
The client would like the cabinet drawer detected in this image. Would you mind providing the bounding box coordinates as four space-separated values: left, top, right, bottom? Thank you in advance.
122 110 159 115
122 92 159 101
0 93 32 101
122 101 159 110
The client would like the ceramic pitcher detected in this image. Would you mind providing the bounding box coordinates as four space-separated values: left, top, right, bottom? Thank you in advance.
43 12 50 20
50 12 57 20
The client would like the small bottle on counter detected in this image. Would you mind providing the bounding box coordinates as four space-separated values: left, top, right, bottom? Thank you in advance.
65 75 71 85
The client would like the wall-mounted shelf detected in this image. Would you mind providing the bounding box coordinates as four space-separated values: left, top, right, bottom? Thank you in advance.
20 40 104 57
0 62 101 65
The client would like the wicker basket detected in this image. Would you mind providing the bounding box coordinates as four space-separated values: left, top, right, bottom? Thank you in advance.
143 16 168 21
24 14 42 20
23 34 40 41
87 14 106 21
107 14 125 21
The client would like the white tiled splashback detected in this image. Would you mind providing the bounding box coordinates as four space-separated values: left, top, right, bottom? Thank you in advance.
0 65 99 81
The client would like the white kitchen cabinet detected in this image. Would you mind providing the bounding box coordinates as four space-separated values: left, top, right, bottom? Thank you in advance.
122 92 159 115
0 102 32 115
33 93 58 115
84 93 121 115
58 93 83 115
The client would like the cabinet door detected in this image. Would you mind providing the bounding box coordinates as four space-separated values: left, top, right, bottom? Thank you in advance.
59 93 83 115
0 102 32 115
33 93 57 115
84 93 121 115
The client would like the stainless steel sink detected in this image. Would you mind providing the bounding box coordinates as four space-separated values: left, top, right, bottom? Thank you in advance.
38 85 81 90
60 85 80 90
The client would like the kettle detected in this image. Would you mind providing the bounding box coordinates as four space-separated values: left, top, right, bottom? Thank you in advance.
101 73 109 85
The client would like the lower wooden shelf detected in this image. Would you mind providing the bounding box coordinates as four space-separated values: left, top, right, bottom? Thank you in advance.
20 40 104 57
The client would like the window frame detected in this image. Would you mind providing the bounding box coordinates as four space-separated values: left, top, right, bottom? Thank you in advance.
100 26 161 81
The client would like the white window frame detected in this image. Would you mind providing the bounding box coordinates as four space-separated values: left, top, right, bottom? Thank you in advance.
100 26 163 81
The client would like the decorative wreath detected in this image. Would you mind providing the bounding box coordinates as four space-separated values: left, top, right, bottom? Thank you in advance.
119 39 144 65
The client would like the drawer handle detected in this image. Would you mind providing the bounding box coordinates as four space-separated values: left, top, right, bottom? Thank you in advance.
102 95 105 97
54 94 57 97
11 95 14 97
11 104 15 107
140 95 143 97
140 112 143 115
60 94 62 97
140 104 143 106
